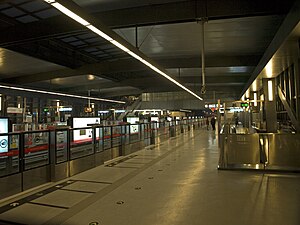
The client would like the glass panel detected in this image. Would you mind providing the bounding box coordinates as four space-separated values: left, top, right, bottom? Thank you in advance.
130 123 140 143
0 134 20 177
96 127 103 152
56 130 68 163
24 131 49 170
112 126 122 147
70 128 93 159
140 124 145 140
103 127 111 150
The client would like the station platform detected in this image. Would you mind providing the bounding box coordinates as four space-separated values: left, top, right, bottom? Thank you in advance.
0 129 299 225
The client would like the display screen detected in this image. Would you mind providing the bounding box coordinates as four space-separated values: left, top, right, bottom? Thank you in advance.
0 118 9 153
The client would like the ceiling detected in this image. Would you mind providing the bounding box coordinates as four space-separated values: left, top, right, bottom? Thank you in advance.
0 0 297 104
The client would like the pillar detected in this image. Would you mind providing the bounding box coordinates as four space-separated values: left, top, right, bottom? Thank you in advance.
262 78 277 132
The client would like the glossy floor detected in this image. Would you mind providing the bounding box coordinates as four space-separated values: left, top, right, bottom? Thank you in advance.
0 129 299 225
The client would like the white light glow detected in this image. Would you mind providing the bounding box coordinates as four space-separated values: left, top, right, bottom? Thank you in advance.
51 3 90 26
254 92 257 106
0 84 125 104
87 74 95 80
268 80 273 101
266 61 273 78
127 51 144 62
56 101 60 112
86 25 113 41
246 89 250 98
252 80 257 92
241 95 245 101
110 40 130 52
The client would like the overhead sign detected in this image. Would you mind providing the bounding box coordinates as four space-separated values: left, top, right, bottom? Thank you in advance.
7 107 23 114
241 103 249 107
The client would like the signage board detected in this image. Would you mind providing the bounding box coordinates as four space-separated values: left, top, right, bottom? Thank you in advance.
73 117 100 141
0 118 9 153
7 107 23 114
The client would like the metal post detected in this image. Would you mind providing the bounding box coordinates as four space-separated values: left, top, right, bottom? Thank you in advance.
200 20 206 94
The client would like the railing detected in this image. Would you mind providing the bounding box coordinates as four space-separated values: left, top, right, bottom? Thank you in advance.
218 124 300 172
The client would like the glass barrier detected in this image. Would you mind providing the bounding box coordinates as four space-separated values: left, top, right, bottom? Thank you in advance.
121 125 129 145
96 127 103 152
0 134 20 177
24 131 49 170
70 127 93 159
103 126 112 150
112 125 122 147
55 130 68 163
129 123 140 143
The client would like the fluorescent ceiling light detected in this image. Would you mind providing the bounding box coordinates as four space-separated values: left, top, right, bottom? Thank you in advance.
110 40 130 52
0 84 125 104
268 80 273 101
43 0 203 101
254 92 257 106
52 3 90 26
86 25 113 41
266 60 273 78
127 51 144 62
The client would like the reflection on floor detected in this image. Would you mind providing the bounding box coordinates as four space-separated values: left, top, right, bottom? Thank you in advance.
0 129 299 225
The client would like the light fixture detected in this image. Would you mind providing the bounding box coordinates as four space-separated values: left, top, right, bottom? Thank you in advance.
52 2 90 26
266 60 273 78
87 74 95 80
86 25 113 41
43 0 203 101
252 80 257 92
56 101 60 112
246 89 250 99
253 92 257 106
0 84 125 104
268 80 273 101
241 95 245 101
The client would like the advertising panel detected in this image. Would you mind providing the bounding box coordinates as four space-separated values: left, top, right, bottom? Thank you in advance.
0 118 9 153
73 117 100 141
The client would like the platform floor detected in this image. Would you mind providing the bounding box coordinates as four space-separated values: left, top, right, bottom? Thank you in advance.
0 129 299 225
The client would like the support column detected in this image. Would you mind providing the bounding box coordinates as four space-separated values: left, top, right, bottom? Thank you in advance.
263 78 277 132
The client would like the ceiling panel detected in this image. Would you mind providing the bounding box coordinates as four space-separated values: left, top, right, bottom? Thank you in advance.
115 15 284 58
0 48 65 79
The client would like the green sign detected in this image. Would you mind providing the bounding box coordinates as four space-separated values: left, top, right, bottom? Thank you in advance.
241 103 249 107
43 108 49 112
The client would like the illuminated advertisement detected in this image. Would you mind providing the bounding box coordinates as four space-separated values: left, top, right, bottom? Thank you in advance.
73 117 100 141
0 118 9 153
130 124 139 134
125 117 139 134
127 117 139 124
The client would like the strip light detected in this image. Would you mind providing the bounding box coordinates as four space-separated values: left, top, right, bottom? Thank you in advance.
268 80 273 101
43 0 203 101
253 92 257 106
0 84 125 104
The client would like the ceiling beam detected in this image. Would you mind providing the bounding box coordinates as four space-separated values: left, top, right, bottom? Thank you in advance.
1 55 259 84
240 0 300 97
0 0 294 47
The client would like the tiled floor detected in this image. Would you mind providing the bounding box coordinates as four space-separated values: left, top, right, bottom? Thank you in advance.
0 128 299 225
